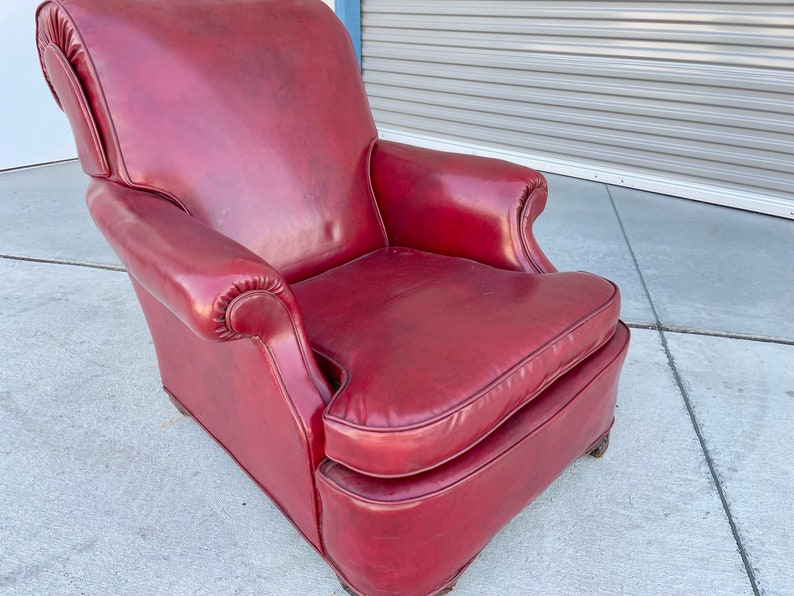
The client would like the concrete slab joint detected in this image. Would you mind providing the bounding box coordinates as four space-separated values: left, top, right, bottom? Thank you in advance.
2 162 792 594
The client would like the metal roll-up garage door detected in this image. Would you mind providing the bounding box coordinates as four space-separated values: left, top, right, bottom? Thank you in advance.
361 1 794 219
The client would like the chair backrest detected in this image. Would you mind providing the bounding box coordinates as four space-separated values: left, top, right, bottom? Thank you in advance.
37 0 387 282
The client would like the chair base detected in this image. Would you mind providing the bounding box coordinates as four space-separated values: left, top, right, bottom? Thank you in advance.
334 426 614 595
318 323 630 596
145 270 628 596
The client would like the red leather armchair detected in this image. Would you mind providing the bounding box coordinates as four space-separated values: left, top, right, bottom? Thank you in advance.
37 1 630 594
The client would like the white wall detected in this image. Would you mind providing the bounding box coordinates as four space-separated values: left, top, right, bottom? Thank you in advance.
1 1 77 170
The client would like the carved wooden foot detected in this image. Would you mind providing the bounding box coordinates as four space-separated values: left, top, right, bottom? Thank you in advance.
588 432 610 458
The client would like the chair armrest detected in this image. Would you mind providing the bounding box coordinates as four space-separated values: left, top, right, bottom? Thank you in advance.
85 179 331 398
370 140 556 273
87 179 290 340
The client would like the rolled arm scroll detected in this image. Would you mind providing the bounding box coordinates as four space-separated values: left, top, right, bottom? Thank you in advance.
86 179 299 339
87 179 331 518
370 140 556 273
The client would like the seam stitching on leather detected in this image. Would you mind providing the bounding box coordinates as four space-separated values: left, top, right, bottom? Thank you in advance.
164 377 324 549
45 43 109 176
226 289 331 401
366 137 390 244
257 340 325 546
46 3 126 178
319 324 629 499
220 282 285 339
518 182 550 274
325 279 620 434
46 1 190 213
310 349 351 401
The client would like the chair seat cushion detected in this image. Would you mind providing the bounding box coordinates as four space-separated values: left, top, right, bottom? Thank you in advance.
293 247 620 477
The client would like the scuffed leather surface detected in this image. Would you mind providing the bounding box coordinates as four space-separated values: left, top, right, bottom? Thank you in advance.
371 140 556 273
39 0 386 282
318 323 630 596
294 247 621 477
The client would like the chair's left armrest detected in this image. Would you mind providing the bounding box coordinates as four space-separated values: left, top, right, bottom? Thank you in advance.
370 140 556 273
86 179 331 488
85 179 331 400
87 179 294 341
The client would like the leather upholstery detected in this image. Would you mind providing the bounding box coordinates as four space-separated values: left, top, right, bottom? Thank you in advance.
372 140 556 274
41 44 108 176
37 1 630 594
37 2 123 180
38 0 387 282
294 247 620 476
319 323 629 596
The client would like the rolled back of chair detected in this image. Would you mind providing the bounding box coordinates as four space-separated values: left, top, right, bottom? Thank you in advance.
37 0 387 282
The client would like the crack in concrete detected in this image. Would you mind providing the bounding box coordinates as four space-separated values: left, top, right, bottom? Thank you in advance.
606 184 762 596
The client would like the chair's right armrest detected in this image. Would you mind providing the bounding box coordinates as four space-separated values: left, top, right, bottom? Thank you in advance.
370 140 556 274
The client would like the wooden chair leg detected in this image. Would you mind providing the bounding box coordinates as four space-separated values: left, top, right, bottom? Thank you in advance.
588 432 610 458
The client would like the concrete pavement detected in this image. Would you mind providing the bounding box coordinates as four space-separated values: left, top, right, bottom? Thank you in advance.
1 161 791 595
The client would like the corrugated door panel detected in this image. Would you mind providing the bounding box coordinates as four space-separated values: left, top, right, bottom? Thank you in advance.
361 1 794 218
